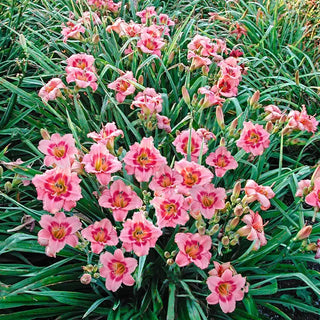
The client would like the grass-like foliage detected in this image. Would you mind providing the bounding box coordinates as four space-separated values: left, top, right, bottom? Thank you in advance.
0 0 319 319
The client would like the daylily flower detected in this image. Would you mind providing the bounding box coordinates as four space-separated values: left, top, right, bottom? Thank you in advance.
244 180 275 210
305 179 320 209
108 71 137 103
66 53 96 73
39 78 66 102
131 88 163 116
287 106 318 133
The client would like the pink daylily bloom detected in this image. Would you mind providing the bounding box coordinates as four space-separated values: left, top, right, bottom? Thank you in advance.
263 105 284 122
189 184 226 219
131 88 163 116
156 114 172 133
150 190 189 228
123 137 167 182
77 11 102 26
99 249 137 292
198 86 225 108
136 6 157 24
237 210 267 250
108 71 137 103
208 261 232 277
207 269 246 313
175 232 212 269
32 168 82 214
217 76 239 98
137 32 165 57
39 78 66 102
81 218 118 254
236 121 270 156
66 53 96 73
38 133 78 169
173 129 208 162
119 211 162 256
82 143 122 185
218 57 242 80
206 146 238 177
158 14 175 26
106 18 128 36
174 159 213 194
305 179 320 209
196 128 216 142
295 179 311 197
99 179 143 222
38 212 81 257
244 179 275 210
66 69 98 91
61 22 85 43
187 50 212 72
287 106 318 133
149 165 183 194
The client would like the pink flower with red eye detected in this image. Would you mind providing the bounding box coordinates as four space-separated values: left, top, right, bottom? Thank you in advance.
150 190 189 228
218 57 242 80
236 121 270 156
208 261 232 277
87 122 124 150
264 105 284 122
206 146 238 178
82 143 122 185
77 11 102 26
305 179 320 209
187 35 212 56
99 249 137 292
158 14 175 26
173 128 208 162
108 71 137 103
142 25 162 38
189 184 226 219
137 32 165 57
66 69 98 91
174 159 213 194
38 212 81 257
88 0 106 8
217 76 239 98
123 137 167 183
131 88 163 116
81 218 118 254
295 179 311 197
156 114 172 133
39 78 66 102
119 211 162 256
106 18 128 36
287 106 318 133
175 233 212 269
198 86 225 108
32 168 82 214
136 6 157 24
207 269 247 313
187 50 212 72
99 179 143 222
38 133 78 169
124 21 142 37
196 128 216 142
244 179 275 210
149 165 183 194
106 0 121 13
237 210 267 250
66 53 96 73
61 22 85 43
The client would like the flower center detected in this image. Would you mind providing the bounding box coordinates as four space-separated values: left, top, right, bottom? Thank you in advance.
94 156 109 171
53 145 66 158
163 203 177 217
45 85 55 93
76 73 88 81
201 194 215 207
248 131 260 144
93 229 107 242
119 80 130 92
132 226 145 241
113 192 129 208
216 155 227 167
185 243 200 259
52 226 66 240
137 152 150 167
218 282 231 297
145 39 156 50
52 179 67 196
183 170 199 186
113 262 126 276
75 60 87 69
159 174 172 187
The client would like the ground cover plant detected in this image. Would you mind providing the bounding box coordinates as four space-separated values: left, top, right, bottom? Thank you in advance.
0 0 320 319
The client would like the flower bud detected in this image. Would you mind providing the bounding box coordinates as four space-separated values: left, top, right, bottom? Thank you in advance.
80 274 92 285
164 251 171 258
209 224 220 235
84 264 94 273
213 214 220 223
92 34 100 44
0 166 3 178
138 75 144 85
265 121 273 133
306 243 318 251
167 258 174 265
171 250 177 257
295 70 299 85
198 226 206 235
230 238 239 246
234 204 244 216
216 105 225 129
4 181 12 193
191 93 198 106
167 51 175 64
232 181 241 199
230 217 240 229
220 137 226 147
93 273 100 279
229 118 238 136
222 236 229 246
294 225 312 240
182 86 190 105
249 90 260 107
40 128 50 140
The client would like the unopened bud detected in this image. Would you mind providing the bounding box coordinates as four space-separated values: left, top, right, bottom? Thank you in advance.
191 93 198 106
222 236 229 246
117 147 123 156
146 121 154 130
167 258 174 265
265 121 273 133
93 272 100 279
220 137 226 147
230 238 239 246
234 204 244 216
294 225 312 240
92 34 100 44
182 86 190 105
229 118 238 135
201 65 208 76
213 214 220 223
4 181 12 193
40 128 50 140
230 217 240 229
0 166 3 177
80 274 92 285
167 51 175 64
232 181 241 199
164 251 171 258
216 105 225 129
249 90 260 107
295 70 299 85
138 75 144 85
306 243 317 251
279 114 287 123
198 226 206 235
84 264 94 273
209 224 220 235
171 250 177 257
